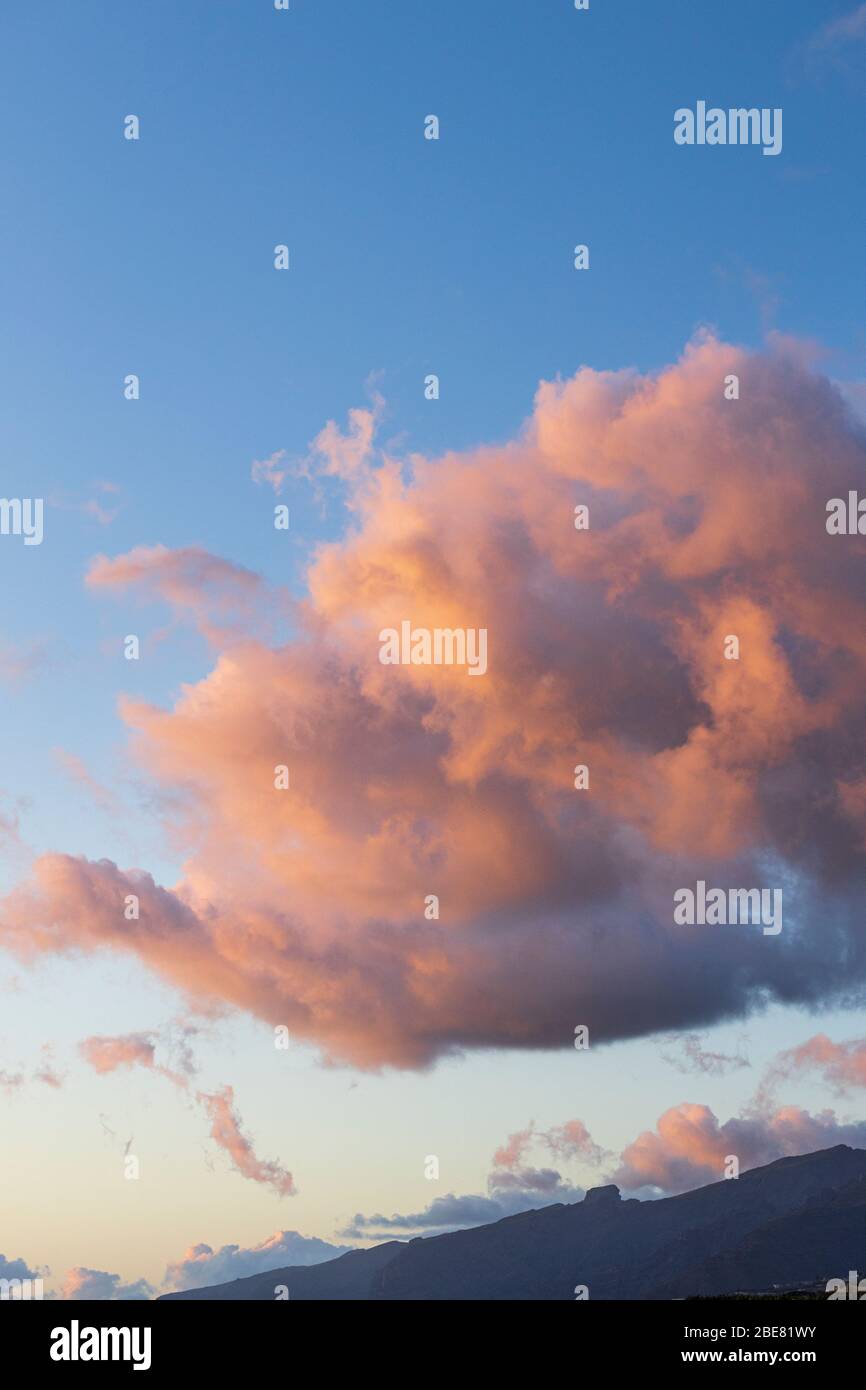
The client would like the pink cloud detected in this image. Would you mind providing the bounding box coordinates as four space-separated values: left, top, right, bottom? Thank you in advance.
492 1119 604 1175
613 1100 866 1195
491 1126 536 1171
544 1119 605 1165
197 1086 295 1198
86 543 268 647
34 1067 63 1090
80 1030 190 1091
79 1033 158 1075
3 338 866 1068
770 1032 866 1094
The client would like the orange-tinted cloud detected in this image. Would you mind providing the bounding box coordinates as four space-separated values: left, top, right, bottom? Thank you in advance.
3 336 866 1067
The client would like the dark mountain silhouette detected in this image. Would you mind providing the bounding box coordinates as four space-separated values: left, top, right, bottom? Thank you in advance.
159 1144 866 1301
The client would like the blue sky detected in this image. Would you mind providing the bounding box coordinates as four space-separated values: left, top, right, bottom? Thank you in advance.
3 0 865 876
1 0 866 1296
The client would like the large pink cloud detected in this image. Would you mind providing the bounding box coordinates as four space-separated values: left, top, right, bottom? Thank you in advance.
3 336 866 1067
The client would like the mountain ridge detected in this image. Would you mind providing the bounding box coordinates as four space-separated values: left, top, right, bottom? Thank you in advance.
159 1144 866 1301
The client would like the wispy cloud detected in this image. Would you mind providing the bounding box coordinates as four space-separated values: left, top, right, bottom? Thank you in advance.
660 1033 750 1077
53 750 120 818
761 1032 866 1098
86 542 282 647
79 1030 295 1197
0 640 49 689
794 4 866 77
198 1087 295 1198
48 482 122 527
251 449 288 495
810 3 866 50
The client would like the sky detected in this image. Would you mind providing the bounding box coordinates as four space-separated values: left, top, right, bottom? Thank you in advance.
1 0 866 1299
